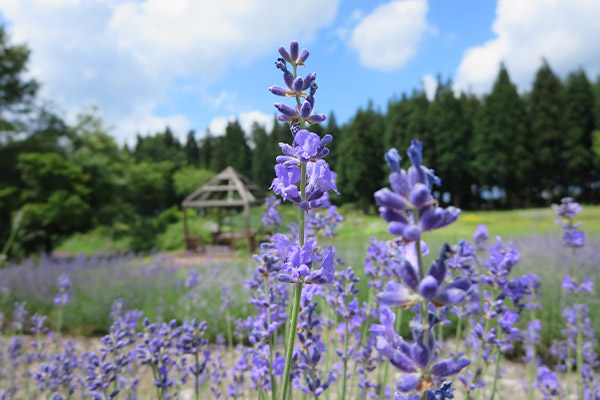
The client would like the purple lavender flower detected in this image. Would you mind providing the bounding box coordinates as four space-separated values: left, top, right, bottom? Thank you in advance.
554 197 586 248
473 225 488 252
262 195 283 227
375 142 460 242
553 197 582 218
532 365 564 399
376 244 470 308
272 41 325 126
54 274 70 307
562 275 594 294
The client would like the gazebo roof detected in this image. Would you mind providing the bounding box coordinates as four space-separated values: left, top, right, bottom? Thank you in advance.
182 166 266 208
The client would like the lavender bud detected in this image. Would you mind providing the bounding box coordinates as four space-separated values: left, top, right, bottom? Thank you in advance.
289 41 299 61
292 77 304 92
298 48 310 63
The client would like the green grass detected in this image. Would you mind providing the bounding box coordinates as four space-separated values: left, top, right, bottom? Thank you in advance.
56 225 132 255
11 205 600 350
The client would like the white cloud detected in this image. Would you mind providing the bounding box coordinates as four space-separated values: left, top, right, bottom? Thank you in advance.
422 74 437 101
0 0 340 142
349 0 429 71
208 110 274 136
455 0 600 94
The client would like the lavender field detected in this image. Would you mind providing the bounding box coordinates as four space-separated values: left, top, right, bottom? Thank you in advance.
1 38 600 400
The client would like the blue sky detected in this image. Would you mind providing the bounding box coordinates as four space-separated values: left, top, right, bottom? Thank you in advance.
1 0 599 144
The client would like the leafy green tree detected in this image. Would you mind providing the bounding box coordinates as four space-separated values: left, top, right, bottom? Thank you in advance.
528 60 564 201
562 70 595 199
0 26 38 126
17 152 91 252
472 64 531 207
336 102 385 211
127 161 175 216
172 167 215 198
71 108 133 226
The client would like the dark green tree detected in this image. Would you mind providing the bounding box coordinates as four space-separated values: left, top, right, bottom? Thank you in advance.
210 120 251 173
528 60 564 201
184 130 200 166
325 111 341 170
562 70 595 199
0 26 38 130
17 152 92 252
250 122 273 190
428 78 472 207
336 102 385 211
406 91 432 165
199 130 215 170
384 93 412 151
134 126 184 167
472 64 531 207
127 161 175 216
71 108 132 227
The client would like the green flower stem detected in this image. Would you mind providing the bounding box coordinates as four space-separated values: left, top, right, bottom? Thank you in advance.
576 305 584 398
341 318 350 400
565 246 578 397
490 341 503 400
194 351 200 400
348 287 373 400
527 307 537 400
413 212 429 340
379 361 389 400
55 307 63 351
396 308 403 334
265 277 277 400
225 308 234 365
455 314 463 355
324 307 332 400
280 281 303 400
471 318 488 389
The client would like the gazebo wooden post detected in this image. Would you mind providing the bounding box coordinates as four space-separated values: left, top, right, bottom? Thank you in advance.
183 206 189 250
216 207 222 233
244 202 251 250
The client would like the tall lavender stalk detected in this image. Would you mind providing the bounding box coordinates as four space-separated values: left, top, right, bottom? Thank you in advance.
269 40 336 400
372 143 470 399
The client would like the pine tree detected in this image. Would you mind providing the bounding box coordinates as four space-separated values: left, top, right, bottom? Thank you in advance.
592 76 600 201
184 130 199 166
199 130 215 170
210 120 251 173
562 70 595 199
428 78 472 207
325 111 341 171
250 122 273 190
384 93 412 151
336 102 385 211
529 60 564 201
406 91 431 165
472 64 531 207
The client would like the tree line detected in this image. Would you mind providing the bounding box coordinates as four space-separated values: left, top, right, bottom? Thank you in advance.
1 26 599 256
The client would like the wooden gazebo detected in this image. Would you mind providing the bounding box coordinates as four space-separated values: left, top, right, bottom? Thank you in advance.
182 166 266 251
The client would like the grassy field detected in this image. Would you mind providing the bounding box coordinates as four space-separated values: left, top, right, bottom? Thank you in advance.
4 205 600 349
